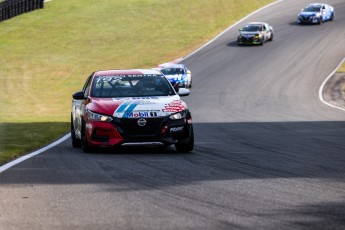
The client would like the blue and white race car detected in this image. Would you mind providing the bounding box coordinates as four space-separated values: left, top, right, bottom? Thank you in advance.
155 63 192 90
297 3 334 24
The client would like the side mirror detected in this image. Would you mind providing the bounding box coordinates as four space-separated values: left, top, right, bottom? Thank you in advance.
178 88 190 97
72 91 86 100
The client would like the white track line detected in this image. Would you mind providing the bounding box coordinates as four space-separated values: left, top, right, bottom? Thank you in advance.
319 57 345 112
0 134 70 173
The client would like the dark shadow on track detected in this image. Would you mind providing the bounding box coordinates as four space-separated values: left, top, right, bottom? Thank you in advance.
1 121 345 186
226 41 240 47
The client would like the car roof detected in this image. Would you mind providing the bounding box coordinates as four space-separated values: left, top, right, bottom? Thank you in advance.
94 69 162 76
157 63 186 69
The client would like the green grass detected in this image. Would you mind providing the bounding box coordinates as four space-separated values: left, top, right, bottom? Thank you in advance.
0 122 69 164
0 0 274 165
338 63 345 73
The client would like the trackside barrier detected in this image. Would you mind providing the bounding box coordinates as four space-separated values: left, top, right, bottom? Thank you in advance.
0 0 44 22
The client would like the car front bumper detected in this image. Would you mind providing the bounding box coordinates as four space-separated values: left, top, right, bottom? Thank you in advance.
237 36 262 45
85 115 193 148
297 15 322 24
169 79 190 89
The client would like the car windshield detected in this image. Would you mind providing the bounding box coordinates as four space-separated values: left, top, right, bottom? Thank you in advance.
303 6 321 12
160 68 185 75
90 74 176 98
242 25 262 32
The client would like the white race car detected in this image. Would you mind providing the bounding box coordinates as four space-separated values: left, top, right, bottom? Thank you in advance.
297 3 335 24
155 63 192 90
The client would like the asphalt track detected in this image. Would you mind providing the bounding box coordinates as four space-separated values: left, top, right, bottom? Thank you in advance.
1 0 345 229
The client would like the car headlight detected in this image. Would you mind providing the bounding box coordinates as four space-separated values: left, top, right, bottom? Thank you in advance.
169 110 187 120
87 110 113 122
315 13 321 17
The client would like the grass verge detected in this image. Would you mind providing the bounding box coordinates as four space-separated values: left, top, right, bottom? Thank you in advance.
338 64 345 73
0 0 274 165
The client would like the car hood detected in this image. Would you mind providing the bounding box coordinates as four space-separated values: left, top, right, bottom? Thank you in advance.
239 31 260 36
88 95 187 118
164 74 185 81
299 11 318 16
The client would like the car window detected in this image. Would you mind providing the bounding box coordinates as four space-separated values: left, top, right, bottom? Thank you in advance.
160 68 185 75
83 74 93 98
243 25 261 32
91 75 176 98
304 6 321 12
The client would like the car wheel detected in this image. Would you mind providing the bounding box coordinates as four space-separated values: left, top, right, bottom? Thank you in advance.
71 116 81 148
318 18 323 25
175 126 194 153
81 122 92 153
269 33 273 41
330 13 334 21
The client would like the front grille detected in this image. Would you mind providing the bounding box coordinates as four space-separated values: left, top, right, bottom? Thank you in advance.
301 16 311 22
118 118 164 137
242 36 254 42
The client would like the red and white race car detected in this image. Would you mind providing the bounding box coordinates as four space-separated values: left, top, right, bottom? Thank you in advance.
71 69 194 152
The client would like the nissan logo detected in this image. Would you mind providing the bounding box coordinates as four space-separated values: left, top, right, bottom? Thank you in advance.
137 118 147 127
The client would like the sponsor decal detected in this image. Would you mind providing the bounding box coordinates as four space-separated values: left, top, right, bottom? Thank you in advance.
125 112 158 118
130 97 159 100
170 126 184 133
162 100 186 113
98 74 161 80
113 96 184 118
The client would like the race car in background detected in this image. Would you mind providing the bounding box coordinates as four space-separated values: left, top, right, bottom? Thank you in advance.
237 22 274 46
154 63 192 90
71 69 194 153
297 3 334 24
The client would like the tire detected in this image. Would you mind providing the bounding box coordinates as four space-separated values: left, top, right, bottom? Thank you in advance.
330 13 334 21
71 116 81 148
269 33 273 41
175 126 194 153
81 122 93 153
